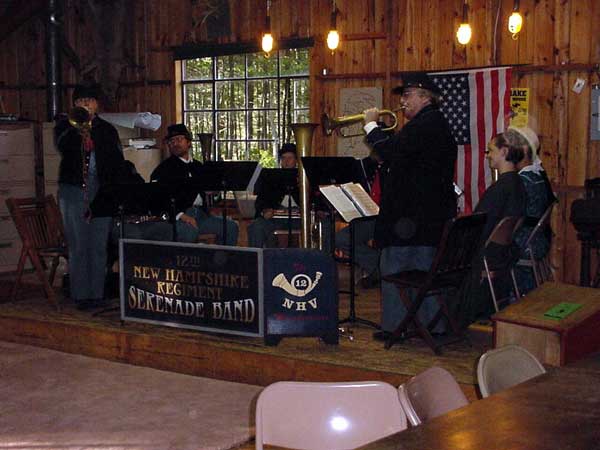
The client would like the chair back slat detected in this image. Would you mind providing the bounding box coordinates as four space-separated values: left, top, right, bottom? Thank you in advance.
432 213 487 278
6 196 66 251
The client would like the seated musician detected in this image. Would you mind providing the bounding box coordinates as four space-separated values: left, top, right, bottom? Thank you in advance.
335 150 386 289
247 143 300 248
136 124 239 245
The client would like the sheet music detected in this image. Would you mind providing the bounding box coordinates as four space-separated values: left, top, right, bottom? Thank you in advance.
341 182 379 216
320 185 362 222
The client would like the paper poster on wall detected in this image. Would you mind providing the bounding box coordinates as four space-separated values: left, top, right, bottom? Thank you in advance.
337 87 382 158
510 88 529 127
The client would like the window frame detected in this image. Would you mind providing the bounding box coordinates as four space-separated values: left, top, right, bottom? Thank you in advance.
180 48 310 162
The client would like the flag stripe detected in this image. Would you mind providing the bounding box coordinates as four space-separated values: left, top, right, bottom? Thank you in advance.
429 67 512 212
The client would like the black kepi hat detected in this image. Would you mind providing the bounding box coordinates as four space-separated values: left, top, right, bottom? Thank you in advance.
278 143 297 157
165 123 192 141
72 84 101 103
392 72 441 96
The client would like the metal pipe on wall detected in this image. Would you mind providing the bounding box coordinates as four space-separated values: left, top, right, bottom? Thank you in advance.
46 0 62 120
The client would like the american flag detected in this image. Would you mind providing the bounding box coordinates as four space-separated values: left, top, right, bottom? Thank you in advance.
429 67 512 213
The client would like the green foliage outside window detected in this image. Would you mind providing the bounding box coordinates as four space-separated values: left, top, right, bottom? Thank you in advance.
182 48 309 163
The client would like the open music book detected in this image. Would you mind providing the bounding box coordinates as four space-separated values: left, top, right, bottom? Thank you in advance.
319 182 379 222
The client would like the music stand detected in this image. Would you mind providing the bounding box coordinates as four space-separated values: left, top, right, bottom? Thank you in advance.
90 182 180 316
203 161 259 244
301 156 380 330
91 181 181 240
255 168 299 247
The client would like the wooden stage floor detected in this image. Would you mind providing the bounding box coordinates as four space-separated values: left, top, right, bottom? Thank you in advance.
0 270 491 401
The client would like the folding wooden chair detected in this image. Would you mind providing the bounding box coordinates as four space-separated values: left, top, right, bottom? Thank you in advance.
382 213 487 354
6 195 68 309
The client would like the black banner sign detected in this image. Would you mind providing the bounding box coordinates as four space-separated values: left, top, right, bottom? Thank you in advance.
120 239 263 337
263 248 338 345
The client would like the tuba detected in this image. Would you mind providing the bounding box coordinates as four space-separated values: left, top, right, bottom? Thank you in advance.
291 122 319 248
198 133 214 162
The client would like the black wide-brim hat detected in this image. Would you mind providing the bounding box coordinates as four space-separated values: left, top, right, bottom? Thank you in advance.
165 123 192 141
72 84 101 103
392 72 441 96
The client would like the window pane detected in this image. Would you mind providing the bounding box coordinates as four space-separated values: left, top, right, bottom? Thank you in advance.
279 48 309 76
248 79 278 108
249 141 277 167
184 83 213 110
185 112 213 136
293 78 310 109
181 48 309 163
216 80 246 109
293 109 310 123
249 110 278 140
217 111 246 140
184 58 212 80
247 52 277 77
218 141 247 160
216 54 245 79
190 141 203 161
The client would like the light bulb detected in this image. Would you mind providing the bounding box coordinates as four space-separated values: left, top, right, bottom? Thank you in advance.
262 32 274 54
326 29 340 51
456 23 472 45
508 11 523 35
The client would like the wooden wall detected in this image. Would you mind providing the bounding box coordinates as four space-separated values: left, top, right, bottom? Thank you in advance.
1 0 599 284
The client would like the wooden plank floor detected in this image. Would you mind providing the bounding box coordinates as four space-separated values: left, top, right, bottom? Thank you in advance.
0 266 492 403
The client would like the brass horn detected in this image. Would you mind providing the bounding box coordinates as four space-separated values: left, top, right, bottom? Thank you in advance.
68 106 92 131
321 110 398 137
198 133 214 162
291 122 319 248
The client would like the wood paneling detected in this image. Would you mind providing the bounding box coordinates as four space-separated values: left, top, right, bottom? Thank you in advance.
1 0 598 284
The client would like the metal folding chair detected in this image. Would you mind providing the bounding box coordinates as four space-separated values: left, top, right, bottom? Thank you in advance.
516 201 556 288
482 216 524 312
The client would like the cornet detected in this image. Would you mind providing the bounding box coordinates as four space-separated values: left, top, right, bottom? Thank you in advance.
321 110 398 137
68 106 92 131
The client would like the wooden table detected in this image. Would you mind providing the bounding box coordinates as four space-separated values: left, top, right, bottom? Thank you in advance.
492 282 600 366
356 354 600 450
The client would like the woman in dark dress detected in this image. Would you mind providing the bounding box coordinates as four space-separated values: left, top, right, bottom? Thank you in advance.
455 129 528 328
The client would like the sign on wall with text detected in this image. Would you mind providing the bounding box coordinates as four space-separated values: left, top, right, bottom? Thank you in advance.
120 239 263 337
510 87 529 128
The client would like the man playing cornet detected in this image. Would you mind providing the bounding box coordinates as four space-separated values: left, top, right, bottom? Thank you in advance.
363 72 458 341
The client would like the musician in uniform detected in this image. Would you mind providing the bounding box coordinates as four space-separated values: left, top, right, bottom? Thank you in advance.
363 72 458 341
247 143 300 248
55 84 124 310
147 124 239 245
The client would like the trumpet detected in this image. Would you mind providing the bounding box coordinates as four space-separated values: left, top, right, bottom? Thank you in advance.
321 110 398 137
68 106 92 131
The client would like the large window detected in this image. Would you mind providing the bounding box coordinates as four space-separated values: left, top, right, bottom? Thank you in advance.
181 48 310 167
